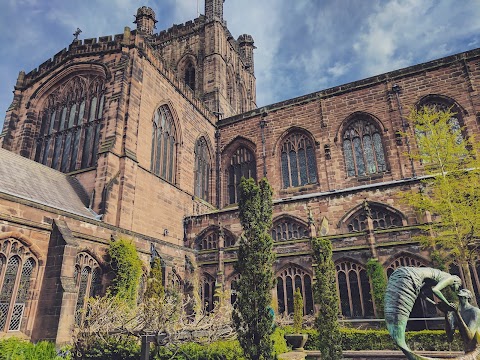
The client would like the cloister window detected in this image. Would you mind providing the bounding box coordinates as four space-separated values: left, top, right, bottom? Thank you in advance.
151 105 177 183
202 273 216 312
343 116 386 177
347 204 402 232
0 239 37 332
386 256 437 326
35 76 105 172
335 261 374 318
271 217 308 241
74 252 102 325
185 62 195 91
229 275 239 306
276 265 314 315
194 137 210 202
198 231 218 250
227 146 256 204
281 133 317 188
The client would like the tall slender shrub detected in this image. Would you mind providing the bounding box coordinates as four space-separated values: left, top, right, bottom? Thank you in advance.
233 177 275 360
293 288 303 333
108 238 143 306
144 257 164 300
312 237 342 360
366 258 387 317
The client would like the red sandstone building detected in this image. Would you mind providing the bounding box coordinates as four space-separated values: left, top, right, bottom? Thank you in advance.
1 1 479 343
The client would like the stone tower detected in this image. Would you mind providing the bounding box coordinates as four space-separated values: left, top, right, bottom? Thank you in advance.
134 6 157 35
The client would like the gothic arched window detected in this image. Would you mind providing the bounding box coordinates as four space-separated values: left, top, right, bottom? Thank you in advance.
194 137 210 202
229 274 239 306
151 105 177 183
280 132 317 188
343 116 386 177
227 146 256 204
198 231 218 251
185 62 195 91
74 252 102 325
271 217 308 242
346 204 403 233
35 76 105 172
202 273 216 313
386 255 437 324
276 265 314 315
0 238 37 332
335 261 374 318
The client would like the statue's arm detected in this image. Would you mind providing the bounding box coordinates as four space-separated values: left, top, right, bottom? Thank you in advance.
431 277 455 307
455 310 480 342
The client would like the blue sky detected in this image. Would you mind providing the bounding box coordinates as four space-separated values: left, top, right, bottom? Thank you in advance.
1 0 479 127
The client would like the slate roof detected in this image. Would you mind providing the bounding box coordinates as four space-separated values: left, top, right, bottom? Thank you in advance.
0 148 97 219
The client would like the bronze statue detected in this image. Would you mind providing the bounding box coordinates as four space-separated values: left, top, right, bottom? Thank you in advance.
384 267 461 360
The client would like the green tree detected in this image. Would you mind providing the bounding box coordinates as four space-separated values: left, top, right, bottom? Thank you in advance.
233 177 275 360
108 238 143 306
404 106 480 299
366 258 387 317
144 257 164 300
312 237 342 360
293 288 303 333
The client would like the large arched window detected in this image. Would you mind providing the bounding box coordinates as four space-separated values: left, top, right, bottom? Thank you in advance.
386 255 437 328
151 105 177 183
34 76 105 172
335 261 374 318
343 115 386 177
194 137 210 202
280 132 317 188
271 217 308 242
197 228 236 250
276 265 314 315
202 273 216 313
74 252 102 325
346 203 403 233
227 145 256 204
185 62 195 91
0 238 37 332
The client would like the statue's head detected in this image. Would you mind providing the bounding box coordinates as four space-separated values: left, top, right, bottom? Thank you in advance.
452 275 462 291
458 288 473 299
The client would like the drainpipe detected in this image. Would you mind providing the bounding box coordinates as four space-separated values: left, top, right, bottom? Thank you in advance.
392 84 416 178
260 112 267 177
213 111 222 208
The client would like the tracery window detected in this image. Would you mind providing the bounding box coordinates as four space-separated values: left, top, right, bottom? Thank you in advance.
194 137 210 202
229 274 239 306
276 265 314 315
35 76 105 172
343 116 386 177
335 261 374 318
151 105 177 183
0 238 37 332
271 217 308 242
198 231 218 250
347 204 403 233
74 252 102 325
202 273 216 312
227 146 256 204
185 62 195 91
386 256 437 326
281 132 317 188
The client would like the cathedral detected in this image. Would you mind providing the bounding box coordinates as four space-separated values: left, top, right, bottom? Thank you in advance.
1 0 480 344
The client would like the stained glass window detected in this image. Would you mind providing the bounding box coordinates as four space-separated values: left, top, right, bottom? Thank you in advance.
335 261 374 318
227 146 256 204
0 239 37 332
343 117 386 177
194 137 210 202
35 76 105 172
280 133 317 188
151 105 176 183
276 265 314 315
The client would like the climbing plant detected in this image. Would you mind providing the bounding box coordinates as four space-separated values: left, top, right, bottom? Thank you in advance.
312 237 342 360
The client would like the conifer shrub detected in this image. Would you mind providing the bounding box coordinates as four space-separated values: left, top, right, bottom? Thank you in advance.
293 288 303 333
366 258 387 317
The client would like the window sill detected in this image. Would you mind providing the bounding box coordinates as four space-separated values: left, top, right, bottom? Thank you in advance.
279 183 319 196
353 172 389 182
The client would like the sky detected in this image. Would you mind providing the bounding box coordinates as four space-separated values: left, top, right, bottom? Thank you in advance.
1 0 480 127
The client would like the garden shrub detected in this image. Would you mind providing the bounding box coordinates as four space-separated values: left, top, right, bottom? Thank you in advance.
73 334 140 360
366 258 387 317
0 337 68 360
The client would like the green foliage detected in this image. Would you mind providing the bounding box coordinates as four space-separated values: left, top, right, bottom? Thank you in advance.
73 335 140 360
294 327 463 352
404 106 480 295
293 288 303 333
312 237 342 360
233 177 276 360
107 238 143 306
0 338 68 360
366 258 387 317
144 257 164 300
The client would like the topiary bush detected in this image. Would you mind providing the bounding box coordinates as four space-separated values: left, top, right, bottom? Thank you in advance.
366 258 387 317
